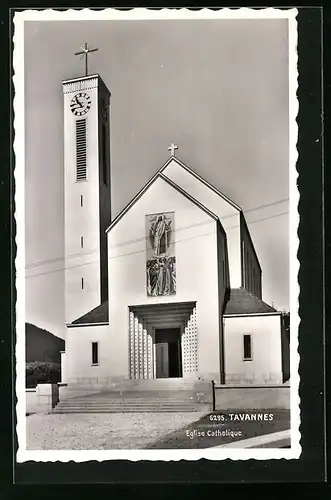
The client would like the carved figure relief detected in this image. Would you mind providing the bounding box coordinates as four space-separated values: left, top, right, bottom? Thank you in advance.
146 212 176 296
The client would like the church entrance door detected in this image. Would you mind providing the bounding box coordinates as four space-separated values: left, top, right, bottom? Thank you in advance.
155 328 182 378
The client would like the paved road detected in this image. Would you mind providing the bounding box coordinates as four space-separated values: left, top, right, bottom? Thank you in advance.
145 409 290 449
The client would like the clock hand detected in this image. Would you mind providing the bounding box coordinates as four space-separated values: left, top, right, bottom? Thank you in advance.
75 96 84 108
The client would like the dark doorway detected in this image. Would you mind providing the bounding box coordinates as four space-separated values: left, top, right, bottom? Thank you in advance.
155 328 182 378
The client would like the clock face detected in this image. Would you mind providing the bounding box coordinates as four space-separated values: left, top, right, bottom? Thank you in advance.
100 98 108 122
70 92 91 116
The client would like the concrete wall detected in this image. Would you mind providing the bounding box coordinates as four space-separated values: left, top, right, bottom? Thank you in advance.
108 176 221 380
224 314 283 384
217 223 230 383
63 76 103 324
281 321 290 382
35 383 59 414
163 160 241 288
60 350 66 382
240 214 262 297
65 324 111 384
26 388 37 414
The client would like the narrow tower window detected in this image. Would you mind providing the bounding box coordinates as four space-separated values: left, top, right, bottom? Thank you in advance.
81 277 84 290
81 236 84 248
92 342 99 365
76 119 87 181
80 194 83 207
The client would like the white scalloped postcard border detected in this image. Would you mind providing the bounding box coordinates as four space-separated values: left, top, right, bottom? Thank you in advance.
13 7 300 463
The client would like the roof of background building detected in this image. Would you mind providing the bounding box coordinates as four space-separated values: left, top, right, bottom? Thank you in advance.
70 300 109 325
224 288 277 315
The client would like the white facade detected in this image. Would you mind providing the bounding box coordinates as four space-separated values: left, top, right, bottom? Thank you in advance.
107 176 222 381
224 314 283 384
65 324 110 383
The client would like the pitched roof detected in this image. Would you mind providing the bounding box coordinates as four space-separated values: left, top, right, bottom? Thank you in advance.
164 156 242 211
69 288 276 326
106 155 240 233
224 288 277 315
69 301 109 326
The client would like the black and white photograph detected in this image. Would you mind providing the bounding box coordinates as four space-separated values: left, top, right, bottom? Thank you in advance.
14 8 300 462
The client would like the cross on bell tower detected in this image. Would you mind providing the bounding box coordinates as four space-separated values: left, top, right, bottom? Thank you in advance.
74 42 99 76
168 143 178 157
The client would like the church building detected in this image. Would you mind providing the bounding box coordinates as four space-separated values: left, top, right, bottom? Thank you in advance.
60 63 290 390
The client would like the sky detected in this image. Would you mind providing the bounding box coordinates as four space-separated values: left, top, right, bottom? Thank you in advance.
24 17 291 339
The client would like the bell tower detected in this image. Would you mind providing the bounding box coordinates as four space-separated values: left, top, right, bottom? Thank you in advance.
62 43 111 324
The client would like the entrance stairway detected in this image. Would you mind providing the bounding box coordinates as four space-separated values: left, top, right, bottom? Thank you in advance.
53 378 211 413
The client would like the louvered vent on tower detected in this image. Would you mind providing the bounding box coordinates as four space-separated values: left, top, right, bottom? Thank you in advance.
76 119 87 181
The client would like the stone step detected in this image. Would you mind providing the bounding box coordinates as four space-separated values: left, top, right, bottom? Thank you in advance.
119 381 199 385
59 395 195 399
53 407 198 413
66 379 202 387
64 392 198 400
57 399 195 406
55 406 196 410
110 379 205 387
124 384 196 386
56 401 195 408
59 389 109 400
63 380 210 394
108 387 200 392
56 379 212 414
66 385 202 391
107 390 197 394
